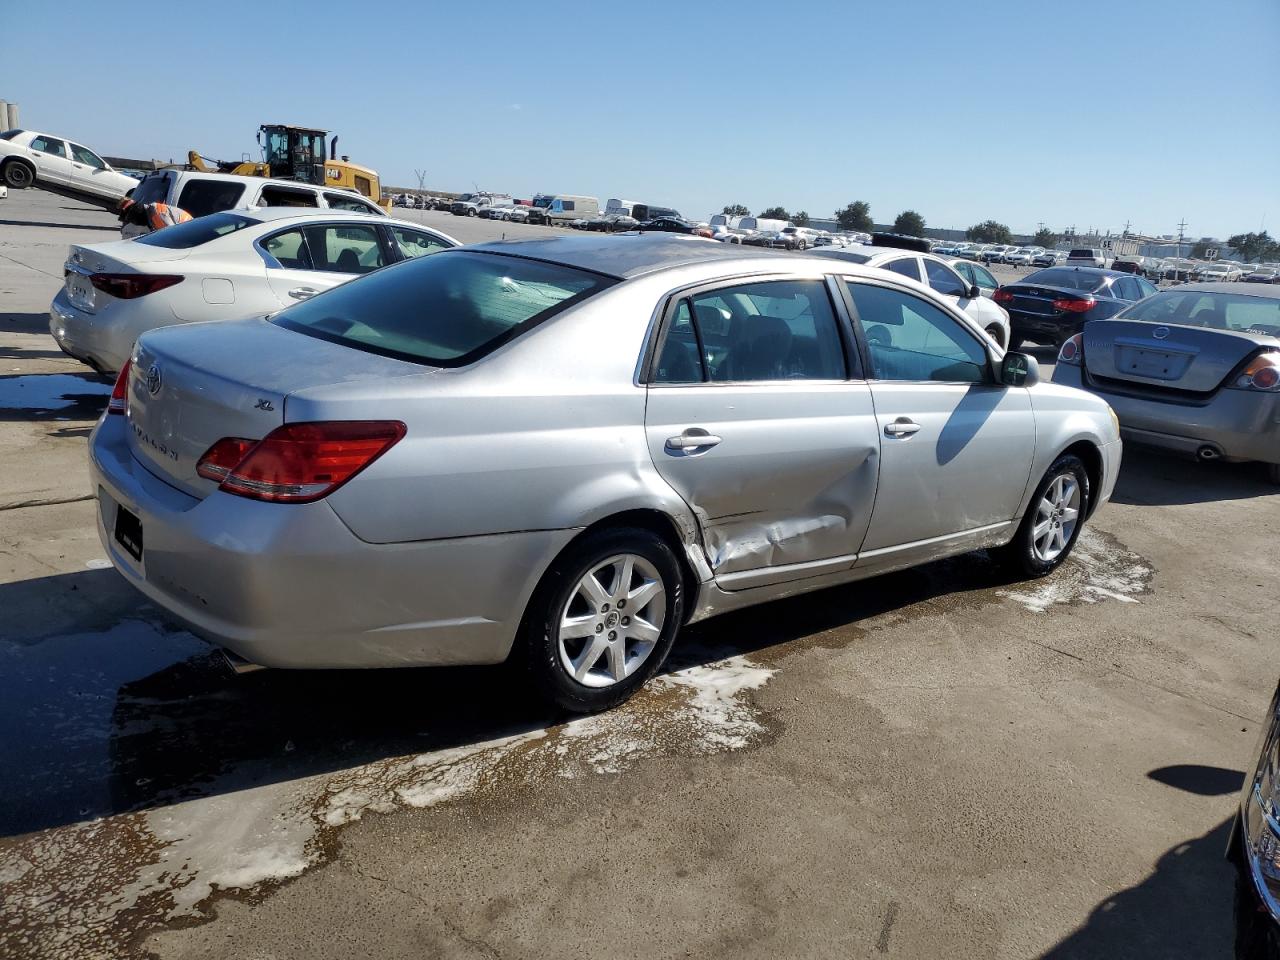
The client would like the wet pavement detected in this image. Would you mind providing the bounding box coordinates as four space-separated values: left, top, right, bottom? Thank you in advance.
2 191 1278 959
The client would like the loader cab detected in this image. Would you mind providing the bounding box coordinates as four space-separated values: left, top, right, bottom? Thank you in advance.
259 125 327 185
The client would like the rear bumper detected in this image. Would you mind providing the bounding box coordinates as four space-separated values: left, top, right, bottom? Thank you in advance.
1007 309 1080 343
1052 364 1280 464
89 414 575 669
50 289 129 374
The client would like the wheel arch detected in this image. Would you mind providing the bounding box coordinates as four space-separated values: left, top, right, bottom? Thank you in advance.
1059 439 1104 518
2 155 36 177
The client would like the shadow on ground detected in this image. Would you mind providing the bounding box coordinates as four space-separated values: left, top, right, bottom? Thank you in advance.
0 539 1031 839
1040 818 1235 959
0 371 110 421
1 312 62 337
1112 446 1276 506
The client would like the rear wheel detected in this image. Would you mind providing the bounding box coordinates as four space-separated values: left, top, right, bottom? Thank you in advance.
523 527 684 713
996 453 1090 578
3 160 34 189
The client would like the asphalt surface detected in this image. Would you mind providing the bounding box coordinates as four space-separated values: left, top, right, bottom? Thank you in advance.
1 188 1277 959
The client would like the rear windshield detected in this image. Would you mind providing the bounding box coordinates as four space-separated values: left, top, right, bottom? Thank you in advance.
177 179 247 218
130 174 171 206
272 250 616 367
1068 249 1096 257
1022 268 1106 291
0 130 24 141
1119 291 1280 336
135 212 258 249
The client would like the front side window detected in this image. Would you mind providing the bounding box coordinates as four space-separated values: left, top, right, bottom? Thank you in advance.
924 259 967 297
847 282 988 383
178 179 247 218
29 136 67 158
135 212 258 249
654 280 847 383
272 251 613 367
69 144 105 168
390 225 453 260
972 264 998 290
884 257 921 282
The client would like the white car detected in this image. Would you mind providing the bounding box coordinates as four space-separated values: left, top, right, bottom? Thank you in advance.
0 128 138 202
814 245 1013 348
49 208 458 375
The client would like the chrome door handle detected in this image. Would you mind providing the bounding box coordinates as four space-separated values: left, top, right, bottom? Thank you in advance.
884 418 920 438
666 431 722 451
288 287 319 299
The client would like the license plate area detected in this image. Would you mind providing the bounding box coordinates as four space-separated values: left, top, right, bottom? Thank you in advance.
1114 346 1191 381
67 273 96 312
114 504 144 561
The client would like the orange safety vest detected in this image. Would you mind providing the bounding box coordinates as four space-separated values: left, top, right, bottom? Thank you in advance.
147 203 193 231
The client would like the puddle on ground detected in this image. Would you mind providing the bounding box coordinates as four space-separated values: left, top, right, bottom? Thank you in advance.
997 528 1153 613
0 373 110 414
0 620 774 960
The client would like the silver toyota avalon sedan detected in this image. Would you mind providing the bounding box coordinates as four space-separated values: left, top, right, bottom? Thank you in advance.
90 234 1121 712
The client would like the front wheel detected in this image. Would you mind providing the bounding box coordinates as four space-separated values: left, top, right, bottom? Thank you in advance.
985 324 1006 349
523 527 684 713
996 453 1090 578
3 160 34 189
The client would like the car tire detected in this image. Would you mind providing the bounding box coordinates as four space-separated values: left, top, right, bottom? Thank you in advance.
3 159 35 189
996 453 1090 579
985 324 1006 349
522 526 685 714
1266 462 1280 486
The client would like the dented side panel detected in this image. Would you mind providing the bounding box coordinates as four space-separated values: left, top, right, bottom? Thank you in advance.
644 382 881 586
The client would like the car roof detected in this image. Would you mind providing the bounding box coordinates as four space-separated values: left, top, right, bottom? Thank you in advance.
464 233 788 279
1171 282 1280 299
234 207 389 223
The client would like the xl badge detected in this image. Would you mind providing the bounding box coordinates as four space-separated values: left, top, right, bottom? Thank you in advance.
145 363 162 396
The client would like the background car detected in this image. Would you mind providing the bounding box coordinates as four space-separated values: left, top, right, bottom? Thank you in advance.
813 245 1011 347
993 266 1158 349
946 257 1000 297
0 128 138 203
981 245 1015 264
88 234 1119 717
1031 250 1060 268
636 217 712 237
1066 247 1107 268
49 208 458 374
1051 283 1280 483
1004 248 1035 267
1244 266 1279 283
768 226 811 250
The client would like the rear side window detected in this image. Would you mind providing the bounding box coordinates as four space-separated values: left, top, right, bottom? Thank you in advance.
272 251 614 367
884 258 921 282
29 136 67 158
259 185 319 207
135 212 258 249
325 192 378 214
178 179 247 218
654 280 847 383
130 174 171 206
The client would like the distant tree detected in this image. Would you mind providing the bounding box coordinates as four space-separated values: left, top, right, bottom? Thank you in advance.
793 210 810 227
722 204 750 217
835 201 873 232
1033 228 1058 248
966 220 1011 243
1228 231 1274 263
893 210 926 237
759 206 791 221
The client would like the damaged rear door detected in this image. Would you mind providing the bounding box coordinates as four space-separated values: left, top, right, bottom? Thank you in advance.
644 277 881 590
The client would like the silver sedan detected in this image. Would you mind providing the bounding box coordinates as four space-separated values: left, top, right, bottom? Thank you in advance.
90 234 1121 712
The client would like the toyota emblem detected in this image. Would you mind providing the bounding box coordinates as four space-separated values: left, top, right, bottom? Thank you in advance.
145 363 162 396
1152 326 1170 340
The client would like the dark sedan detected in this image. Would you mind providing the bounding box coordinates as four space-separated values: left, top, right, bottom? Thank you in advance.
994 267 1158 349
635 217 712 238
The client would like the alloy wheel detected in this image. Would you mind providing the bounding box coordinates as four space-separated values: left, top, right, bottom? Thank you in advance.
557 553 666 688
1032 474 1080 562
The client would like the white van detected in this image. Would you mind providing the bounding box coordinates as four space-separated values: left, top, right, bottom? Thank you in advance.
605 198 640 216
738 217 790 235
546 195 599 225
127 169 385 230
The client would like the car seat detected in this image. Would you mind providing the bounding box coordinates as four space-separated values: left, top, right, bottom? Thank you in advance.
336 248 361 273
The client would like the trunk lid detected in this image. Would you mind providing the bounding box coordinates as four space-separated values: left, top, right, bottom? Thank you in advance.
1006 283 1099 317
127 318 431 498
1081 319 1270 393
64 242 190 315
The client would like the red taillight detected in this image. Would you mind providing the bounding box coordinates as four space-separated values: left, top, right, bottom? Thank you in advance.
1057 333 1084 365
1052 297 1095 313
90 273 184 299
108 359 131 415
195 437 256 482
198 421 406 503
993 288 1014 304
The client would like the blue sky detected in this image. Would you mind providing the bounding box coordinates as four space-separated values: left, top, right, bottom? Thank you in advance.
3 0 1277 238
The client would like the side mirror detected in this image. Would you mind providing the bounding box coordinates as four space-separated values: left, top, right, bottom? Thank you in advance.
1000 351 1040 387
967 283 982 299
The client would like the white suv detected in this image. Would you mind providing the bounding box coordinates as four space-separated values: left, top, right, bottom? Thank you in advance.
0 128 139 203
125 169 385 236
